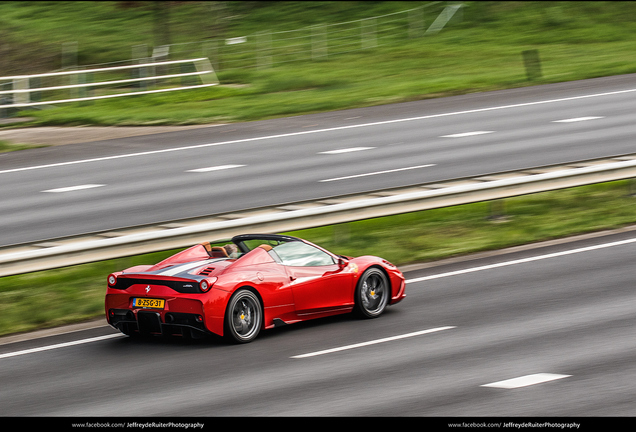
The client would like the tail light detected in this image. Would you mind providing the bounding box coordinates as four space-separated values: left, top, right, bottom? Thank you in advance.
199 277 217 292
107 274 117 287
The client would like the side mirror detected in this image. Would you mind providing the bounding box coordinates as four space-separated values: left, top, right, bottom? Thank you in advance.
337 257 349 269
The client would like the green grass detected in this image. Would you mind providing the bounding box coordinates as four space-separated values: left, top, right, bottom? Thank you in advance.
2 2 636 126
2 180 636 337
0 140 47 153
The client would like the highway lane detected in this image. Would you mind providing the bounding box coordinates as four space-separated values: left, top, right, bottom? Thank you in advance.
0 229 634 417
2 74 636 246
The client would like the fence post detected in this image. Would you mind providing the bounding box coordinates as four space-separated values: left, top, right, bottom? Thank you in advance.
312 25 327 60
409 6 425 38
132 44 149 91
361 18 377 49
202 39 219 72
62 42 78 99
13 77 29 106
257 30 272 70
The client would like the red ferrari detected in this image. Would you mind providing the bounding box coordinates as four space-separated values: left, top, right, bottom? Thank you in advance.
105 234 405 343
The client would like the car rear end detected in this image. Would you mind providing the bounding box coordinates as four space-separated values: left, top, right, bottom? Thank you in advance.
105 273 224 338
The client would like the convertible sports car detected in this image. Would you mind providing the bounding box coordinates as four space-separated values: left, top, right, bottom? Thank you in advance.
106 234 405 343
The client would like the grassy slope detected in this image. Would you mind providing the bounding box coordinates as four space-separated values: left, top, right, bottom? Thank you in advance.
2 2 636 336
2 2 636 125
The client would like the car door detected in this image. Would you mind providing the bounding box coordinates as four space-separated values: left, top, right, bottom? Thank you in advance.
270 241 354 314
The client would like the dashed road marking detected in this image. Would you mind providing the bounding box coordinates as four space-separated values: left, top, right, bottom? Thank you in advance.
481 373 571 389
42 184 105 193
291 326 455 358
320 163 435 182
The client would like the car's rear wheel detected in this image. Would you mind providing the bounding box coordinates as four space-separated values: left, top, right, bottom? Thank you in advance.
225 289 262 343
354 268 389 318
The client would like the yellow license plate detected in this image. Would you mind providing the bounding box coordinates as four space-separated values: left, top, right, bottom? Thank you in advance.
133 298 165 309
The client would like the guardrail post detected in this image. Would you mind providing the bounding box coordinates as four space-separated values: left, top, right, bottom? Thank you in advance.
628 179 636 197
487 199 509 222
522 49 543 81
333 223 351 246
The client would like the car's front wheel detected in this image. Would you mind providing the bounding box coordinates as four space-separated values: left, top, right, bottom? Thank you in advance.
225 289 262 343
354 267 389 318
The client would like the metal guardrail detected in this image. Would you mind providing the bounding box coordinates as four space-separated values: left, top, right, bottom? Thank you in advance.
1 154 636 277
0 58 218 108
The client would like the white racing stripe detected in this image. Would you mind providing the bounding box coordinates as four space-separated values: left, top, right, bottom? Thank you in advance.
158 259 219 276
0 334 122 360
2 88 635 175
406 236 636 284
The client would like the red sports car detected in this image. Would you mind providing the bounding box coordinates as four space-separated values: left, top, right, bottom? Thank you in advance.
105 234 406 343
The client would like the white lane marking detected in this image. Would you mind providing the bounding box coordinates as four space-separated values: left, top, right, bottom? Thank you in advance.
406 236 636 284
481 373 571 389
186 164 245 173
320 163 435 182
2 88 635 175
441 131 494 138
319 147 375 154
0 334 123 360
553 116 604 123
291 326 455 359
41 184 104 193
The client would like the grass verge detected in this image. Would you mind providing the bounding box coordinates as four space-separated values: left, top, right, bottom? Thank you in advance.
3 2 636 127
0 140 47 153
1 180 635 337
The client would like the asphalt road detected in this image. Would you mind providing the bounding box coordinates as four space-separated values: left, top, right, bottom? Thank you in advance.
1 229 634 418
2 74 636 247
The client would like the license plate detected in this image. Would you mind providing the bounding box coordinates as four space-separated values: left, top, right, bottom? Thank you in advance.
133 298 165 309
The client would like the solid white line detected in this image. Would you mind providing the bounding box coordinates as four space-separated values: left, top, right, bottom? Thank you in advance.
406 236 636 284
41 184 104 193
2 88 635 175
319 147 375 154
320 164 435 182
291 326 455 358
186 164 245 173
441 131 494 138
553 116 604 123
481 373 571 389
0 334 123 360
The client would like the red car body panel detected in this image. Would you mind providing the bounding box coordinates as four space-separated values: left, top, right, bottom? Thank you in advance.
105 234 405 341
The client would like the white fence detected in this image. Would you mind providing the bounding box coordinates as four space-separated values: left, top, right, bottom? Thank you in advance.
1 155 635 277
0 58 218 109
0 2 457 109
147 2 453 72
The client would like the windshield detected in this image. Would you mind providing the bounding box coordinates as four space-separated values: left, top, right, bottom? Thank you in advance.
268 241 335 267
